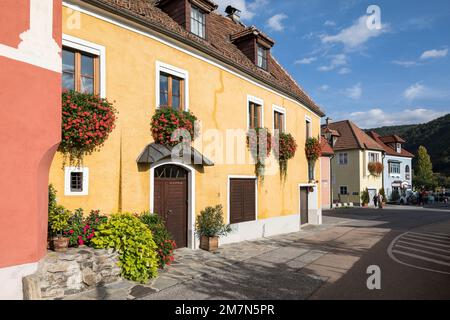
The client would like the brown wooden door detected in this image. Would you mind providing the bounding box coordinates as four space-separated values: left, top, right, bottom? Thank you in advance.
154 165 188 248
300 187 309 225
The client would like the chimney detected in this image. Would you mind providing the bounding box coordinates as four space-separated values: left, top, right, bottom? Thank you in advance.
225 5 241 23
326 117 332 126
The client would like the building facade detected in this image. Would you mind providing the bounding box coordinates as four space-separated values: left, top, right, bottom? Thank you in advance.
322 120 384 206
368 132 414 200
320 137 334 210
0 0 62 299
49 0 325 249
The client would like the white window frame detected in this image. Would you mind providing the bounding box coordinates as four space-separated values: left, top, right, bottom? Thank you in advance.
305 115 312 138
62 34 106 98
338 152 348 165
272 105 286 132
396 143 402 153
227 175 258 225
389 162 401 175
190 5 206 38
368 152 380 163
339 185 348 195
247 95 264 130
156 61 189 111
64 167 89 196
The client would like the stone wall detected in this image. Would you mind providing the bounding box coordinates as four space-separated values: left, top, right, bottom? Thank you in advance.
23 247 121 300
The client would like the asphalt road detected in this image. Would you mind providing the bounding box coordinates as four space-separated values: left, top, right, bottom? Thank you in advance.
142 207 450 300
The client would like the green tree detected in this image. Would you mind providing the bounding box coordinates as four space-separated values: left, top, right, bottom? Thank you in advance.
414 146 437 190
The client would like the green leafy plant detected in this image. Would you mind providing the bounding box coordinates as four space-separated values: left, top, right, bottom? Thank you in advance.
247 128 272 180
48 205 71 237
91 213 158 283
360 188 370 206
140 213 177 268
273 133 297 180
151 108 198 146
195 205 232 238
64 209 109 247
60 90 117 166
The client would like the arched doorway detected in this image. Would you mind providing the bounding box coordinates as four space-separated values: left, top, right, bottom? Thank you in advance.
153 164 189 248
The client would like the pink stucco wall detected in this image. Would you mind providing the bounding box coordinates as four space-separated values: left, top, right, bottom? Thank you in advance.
320 157 332 210
0 0 61 269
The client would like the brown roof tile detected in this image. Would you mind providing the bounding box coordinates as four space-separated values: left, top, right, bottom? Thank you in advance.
368 131 414 158
81 0 325 116
322 120 385 151
320 137 334 156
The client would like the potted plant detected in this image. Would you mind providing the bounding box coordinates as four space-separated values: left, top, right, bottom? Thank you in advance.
361 188 370 207
195 205 232 251
48 205 71 252
273 132 297 180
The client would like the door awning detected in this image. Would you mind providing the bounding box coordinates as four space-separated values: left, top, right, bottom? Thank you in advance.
136 143 214 167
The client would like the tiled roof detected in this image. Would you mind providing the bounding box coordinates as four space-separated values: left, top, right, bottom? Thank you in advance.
368 131 414 158
322 120 385 151
80 0 325 116
379 135 406 144
320 137 334 156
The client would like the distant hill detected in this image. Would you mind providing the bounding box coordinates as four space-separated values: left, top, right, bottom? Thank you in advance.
367 114 450 176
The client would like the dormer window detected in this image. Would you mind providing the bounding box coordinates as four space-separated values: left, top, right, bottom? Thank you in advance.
396 143 401 153
190 5 206 38
257 44 268 70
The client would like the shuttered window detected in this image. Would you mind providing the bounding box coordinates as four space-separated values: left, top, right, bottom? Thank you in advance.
229 179 256 224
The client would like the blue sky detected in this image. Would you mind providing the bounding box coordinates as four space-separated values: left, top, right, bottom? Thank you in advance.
214 0 450 128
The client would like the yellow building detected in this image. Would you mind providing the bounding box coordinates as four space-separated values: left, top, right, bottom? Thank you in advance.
50 0 325 248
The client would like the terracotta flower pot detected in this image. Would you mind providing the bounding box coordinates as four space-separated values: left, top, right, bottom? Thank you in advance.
200 235 219 252
52 237 70 252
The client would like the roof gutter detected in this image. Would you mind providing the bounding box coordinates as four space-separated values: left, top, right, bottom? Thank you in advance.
79 0 325 117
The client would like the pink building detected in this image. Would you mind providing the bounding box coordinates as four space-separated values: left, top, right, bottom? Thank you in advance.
320 137 334 210
0 0 61 299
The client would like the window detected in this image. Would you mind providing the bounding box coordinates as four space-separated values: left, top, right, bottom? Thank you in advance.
306 119 312 138
159 72 184 110
340 186 348 195
389 162 401 174
338 153 348 165
248 101 262 129
257 44 268 70
190 5 206 38
64 167 89 196
405 165 410 180
369 152 380 163
229 178 256 224
273 105 286 132
62 48 99 94
396 143 402 153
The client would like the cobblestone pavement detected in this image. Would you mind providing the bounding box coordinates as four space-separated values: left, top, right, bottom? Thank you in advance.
63 216 345 300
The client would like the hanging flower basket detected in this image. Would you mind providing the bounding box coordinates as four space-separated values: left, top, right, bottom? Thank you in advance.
60 90 117 166
151 108 197 146
368 162 383 176
305 137 322 163
247 128 272 180
273 133 297 180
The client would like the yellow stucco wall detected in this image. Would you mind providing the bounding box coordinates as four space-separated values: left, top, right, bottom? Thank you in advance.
49 6 322 220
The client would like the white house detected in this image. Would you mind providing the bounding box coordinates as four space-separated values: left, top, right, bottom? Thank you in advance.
368 132 414 200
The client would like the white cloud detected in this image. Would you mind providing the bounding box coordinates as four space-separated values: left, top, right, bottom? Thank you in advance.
267 13 288 32
343 83 362 99
404 83 426 100
319 85 330 91
295 57 317 65
324 20 336 27
318 54 348 72
420 48 448 60
338 67 352 74
321 15 388 50
347 108 447 128
392 60 419 68
214 0 269 20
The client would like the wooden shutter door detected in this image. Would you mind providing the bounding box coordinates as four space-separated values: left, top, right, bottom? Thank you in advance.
230 179 256 224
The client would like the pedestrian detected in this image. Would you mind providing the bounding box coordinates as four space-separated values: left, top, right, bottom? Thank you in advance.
373 194 378 208
378 193 384 209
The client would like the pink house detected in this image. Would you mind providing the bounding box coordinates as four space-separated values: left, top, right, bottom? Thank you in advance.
0 0 61 299
320 137 334 210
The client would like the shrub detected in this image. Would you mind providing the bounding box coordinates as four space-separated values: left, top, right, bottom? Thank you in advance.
195 205 232 238
91 213 158 283
48 205 71 237
361 188 370 205
60 90 117 166
151 108 197 146
64 209 109 247
140 213 177 268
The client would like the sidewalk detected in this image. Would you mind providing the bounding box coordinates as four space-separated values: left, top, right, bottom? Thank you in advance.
62 217 345 300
